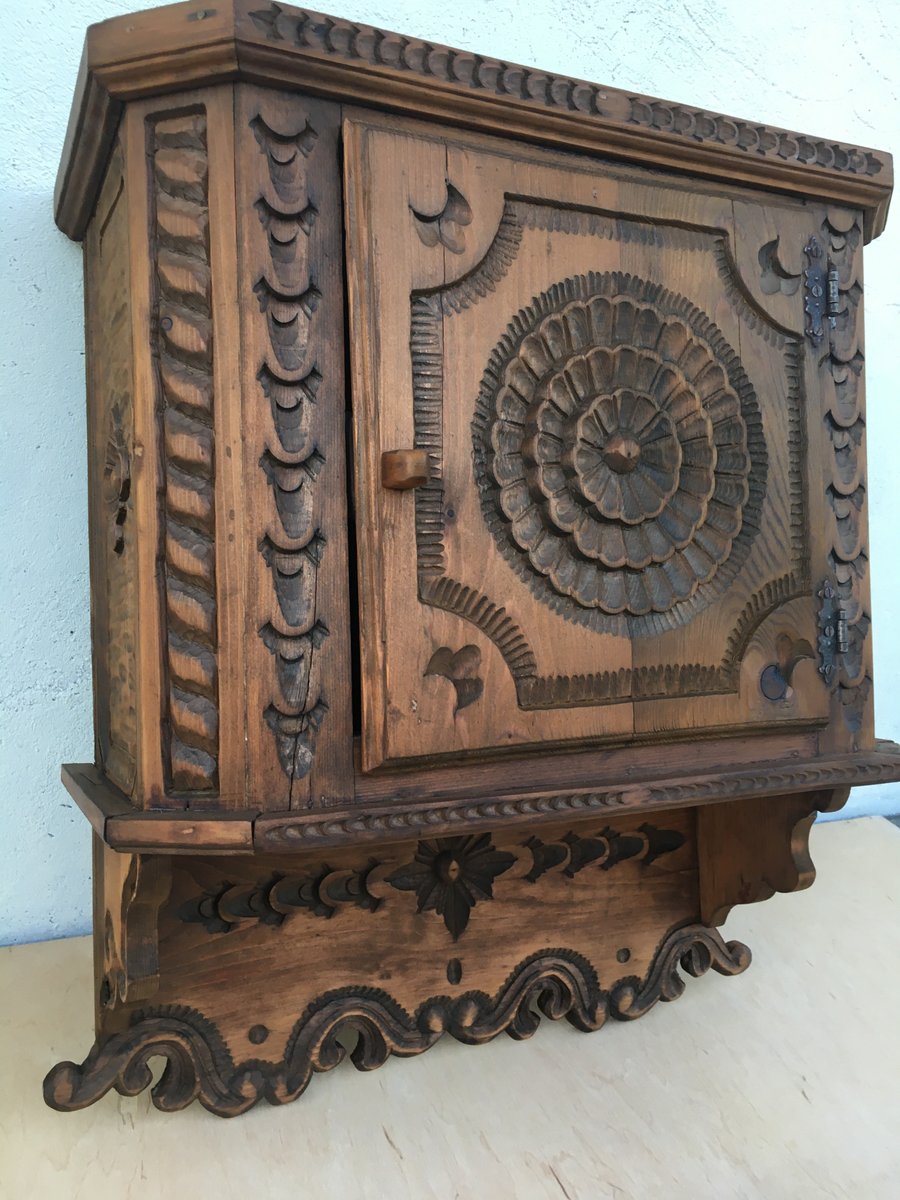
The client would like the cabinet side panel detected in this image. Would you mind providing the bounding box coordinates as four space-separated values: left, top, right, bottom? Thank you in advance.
84 143 138 797
234 87 354 810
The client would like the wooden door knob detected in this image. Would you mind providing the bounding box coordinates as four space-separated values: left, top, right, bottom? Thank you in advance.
381 449 430 489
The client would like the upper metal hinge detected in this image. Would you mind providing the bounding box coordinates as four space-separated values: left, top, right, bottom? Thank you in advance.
817 579 850 687
804 235 844 345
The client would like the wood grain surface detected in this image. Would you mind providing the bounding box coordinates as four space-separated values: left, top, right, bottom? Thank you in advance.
7 818 900 1196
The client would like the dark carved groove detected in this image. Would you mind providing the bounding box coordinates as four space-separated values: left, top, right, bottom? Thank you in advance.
177 823 685 937
424 644 484 714
247 5 883 179
254 195 318 287
758 237 801 297
259 619 329 707
44 925 749 1115
254 277 322 373
151 110 219 793
103 400 131 556
431 202 524 313
410 181 472 253
258 363 322 457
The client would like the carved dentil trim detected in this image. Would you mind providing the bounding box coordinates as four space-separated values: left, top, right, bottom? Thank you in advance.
255 752 900 848
43 924 749 1115
251 108 331 783
150 111 219 793
248 5 883 181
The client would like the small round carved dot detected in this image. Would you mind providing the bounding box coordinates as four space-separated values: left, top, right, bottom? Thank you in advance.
248 1024 269 1045
602 432 642 474
616 948 631 964
160 316 173 331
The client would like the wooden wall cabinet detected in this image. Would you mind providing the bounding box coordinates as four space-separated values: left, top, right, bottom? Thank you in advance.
44 1 900 1117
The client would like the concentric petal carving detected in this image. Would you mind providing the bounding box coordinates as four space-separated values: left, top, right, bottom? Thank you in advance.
474 273 761 621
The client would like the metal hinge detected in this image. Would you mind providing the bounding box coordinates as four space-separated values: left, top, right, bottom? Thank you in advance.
816 579 849 687
804 236 843 345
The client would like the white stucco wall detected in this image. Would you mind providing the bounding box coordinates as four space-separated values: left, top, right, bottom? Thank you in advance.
1 0 898 945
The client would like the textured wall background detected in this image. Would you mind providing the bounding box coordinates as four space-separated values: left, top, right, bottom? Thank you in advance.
1 0 898 945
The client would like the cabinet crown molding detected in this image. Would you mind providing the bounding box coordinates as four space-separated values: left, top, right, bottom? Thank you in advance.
56 0 893 242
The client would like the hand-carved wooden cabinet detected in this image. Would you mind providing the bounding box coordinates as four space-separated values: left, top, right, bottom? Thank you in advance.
45 2 900 1116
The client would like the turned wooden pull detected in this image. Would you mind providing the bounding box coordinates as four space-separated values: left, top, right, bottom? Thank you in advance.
381 449 430 490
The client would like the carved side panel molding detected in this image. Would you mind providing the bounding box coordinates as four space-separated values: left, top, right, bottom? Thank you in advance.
819 211 871 736
250 105 332 796
150 111 219 794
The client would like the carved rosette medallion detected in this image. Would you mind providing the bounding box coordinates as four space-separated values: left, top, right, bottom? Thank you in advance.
473 273 763 629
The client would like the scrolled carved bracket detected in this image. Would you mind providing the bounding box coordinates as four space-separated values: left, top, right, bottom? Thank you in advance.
44 924 749 1116
609 925 750 1019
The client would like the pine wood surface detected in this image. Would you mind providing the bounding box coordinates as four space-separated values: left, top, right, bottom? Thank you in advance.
6 817 900 1197
343 112 838 770
49 0 898 1125
54 0 893 242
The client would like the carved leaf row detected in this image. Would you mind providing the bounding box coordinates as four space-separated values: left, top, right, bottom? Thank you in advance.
251 112 330 783
178 823 686 939
820 210 871 732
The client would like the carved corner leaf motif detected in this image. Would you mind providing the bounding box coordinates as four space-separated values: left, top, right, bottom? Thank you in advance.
759 632 815 703
411 182 472 253
758 237 801 297
386 834 516 940
424 644 483 713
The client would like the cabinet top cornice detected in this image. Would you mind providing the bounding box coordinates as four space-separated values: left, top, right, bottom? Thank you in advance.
57 0 893 241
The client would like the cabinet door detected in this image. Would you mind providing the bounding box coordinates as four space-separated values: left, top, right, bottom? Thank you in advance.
344 114 836 771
